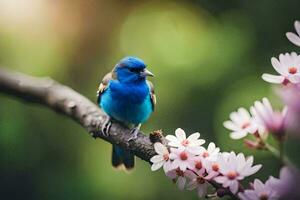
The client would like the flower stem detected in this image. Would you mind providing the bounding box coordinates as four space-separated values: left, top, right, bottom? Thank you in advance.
265 142 292 166
265 143 280 158
279 141 284 163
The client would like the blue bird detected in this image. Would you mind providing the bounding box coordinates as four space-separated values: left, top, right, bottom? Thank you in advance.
97 56 156 169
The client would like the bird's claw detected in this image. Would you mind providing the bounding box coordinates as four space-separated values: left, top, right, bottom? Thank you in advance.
101 116 111 137
128 128 139 141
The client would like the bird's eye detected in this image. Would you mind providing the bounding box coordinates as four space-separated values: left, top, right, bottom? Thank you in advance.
128 68 141 73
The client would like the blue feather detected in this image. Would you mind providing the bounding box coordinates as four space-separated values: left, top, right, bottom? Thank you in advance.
100 80 152 125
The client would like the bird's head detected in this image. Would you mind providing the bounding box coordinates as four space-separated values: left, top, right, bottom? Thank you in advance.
114 56 154 83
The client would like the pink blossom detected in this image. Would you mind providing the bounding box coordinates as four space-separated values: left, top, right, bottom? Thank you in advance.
150 142 172 173
204 159 221 180
169 147 195 171
185 170 209 198
166 128 205 154
199 142 220 161
251 98 287 140
271 166 300 199
238 178 279 200
166 168 189 190
223 107 258 139
207 152 231 178
189 155 206 175
214 152 262 194
249 106 267 138
262 52 300 84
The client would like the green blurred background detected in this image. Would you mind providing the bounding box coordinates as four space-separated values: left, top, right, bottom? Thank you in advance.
0 0 299 199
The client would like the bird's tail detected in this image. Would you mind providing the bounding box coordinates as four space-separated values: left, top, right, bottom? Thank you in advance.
112 145 135 170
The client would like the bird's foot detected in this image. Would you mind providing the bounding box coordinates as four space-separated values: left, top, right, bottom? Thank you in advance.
101 116 112 137
128 124 141 141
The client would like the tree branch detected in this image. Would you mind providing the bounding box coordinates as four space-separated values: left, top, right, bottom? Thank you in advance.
0 68 156 162
0 68 238 199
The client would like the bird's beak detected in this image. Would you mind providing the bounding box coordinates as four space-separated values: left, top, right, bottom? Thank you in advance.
140 69 154 77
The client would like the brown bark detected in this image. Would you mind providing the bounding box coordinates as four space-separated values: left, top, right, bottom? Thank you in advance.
0 68 156 162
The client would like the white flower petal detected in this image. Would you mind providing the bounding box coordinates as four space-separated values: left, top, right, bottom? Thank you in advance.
187 132 200 141
279 53 289 66
169 152 178 160
262 73 285 84
207 142 216 153
179 162 188 171
197 184 207 197
214 176 227 184
177 177 186 190
242 164 262 176
165 135 178 142
167 141 181 148
236 153 246 170
295 21 300 35
150 155 164 163
230 130 248 139
205 171 219 180
166 135 180 147
163 161 172 173
223 121 239 131
253 179 264 192
192 139 206 146
214 147 220 154
230 112 243 124
254 100 271 122
271 57 286 75
151 162 164 171
262 98 273 115
247 156 254 165
238 107 251 120
154 142 168 155
166 170 177 179
243 156 254 170
223 180 232 188
229 181 239 194
187 146 202 155
287 32 300 47
175 128 186 141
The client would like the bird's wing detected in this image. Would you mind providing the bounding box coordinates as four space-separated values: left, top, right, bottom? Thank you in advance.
97 72 114 105
147 80 156 111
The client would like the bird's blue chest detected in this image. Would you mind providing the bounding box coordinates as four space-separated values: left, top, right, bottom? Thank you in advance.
100 81 153 125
